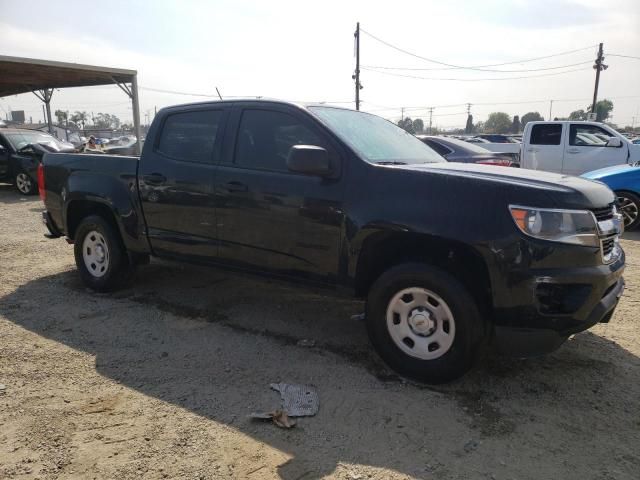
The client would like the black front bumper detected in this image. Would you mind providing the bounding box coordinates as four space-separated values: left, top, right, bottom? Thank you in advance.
492 246 625 357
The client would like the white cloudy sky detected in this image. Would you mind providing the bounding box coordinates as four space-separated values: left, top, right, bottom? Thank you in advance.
1 0 639 128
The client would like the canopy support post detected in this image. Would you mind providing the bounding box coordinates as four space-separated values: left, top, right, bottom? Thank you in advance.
32 88 54 134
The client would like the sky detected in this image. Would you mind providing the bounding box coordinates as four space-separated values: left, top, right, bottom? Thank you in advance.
1 0 639 129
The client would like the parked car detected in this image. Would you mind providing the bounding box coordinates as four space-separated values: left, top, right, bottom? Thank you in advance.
474 134 520 144
417 135 517 166
521 121 640 175
582 164 640 230
39 100 625 383
0 128 74 194
463 136 522 159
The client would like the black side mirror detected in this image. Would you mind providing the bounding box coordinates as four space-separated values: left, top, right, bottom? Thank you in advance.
287 145 331 176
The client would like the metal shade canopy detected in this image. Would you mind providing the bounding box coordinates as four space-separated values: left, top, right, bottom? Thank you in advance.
0 55 142 154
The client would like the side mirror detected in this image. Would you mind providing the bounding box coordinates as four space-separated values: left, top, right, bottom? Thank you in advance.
287 145 331 176
606 137 622 148
0 145 6 155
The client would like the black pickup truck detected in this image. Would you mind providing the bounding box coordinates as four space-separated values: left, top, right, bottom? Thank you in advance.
39 100 625 383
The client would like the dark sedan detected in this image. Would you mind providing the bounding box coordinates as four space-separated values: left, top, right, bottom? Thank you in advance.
417 135 517 166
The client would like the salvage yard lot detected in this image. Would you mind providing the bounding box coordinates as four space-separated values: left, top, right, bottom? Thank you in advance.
1 182 639 480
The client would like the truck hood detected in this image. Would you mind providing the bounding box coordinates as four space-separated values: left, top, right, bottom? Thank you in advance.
390 161 615 208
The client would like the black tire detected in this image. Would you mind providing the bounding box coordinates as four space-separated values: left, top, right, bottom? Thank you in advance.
616 190 640 231
14 170 37 195
73 215 135 292
366 263 487 384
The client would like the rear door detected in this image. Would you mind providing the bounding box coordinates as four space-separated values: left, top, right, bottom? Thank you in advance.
522 123 564 173
562 123 628 175
139 106 229 259
213 103 345 284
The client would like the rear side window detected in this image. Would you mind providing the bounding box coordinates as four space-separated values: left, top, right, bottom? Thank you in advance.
424 139 452 157
157 110 223 163
530 124 562 145
235 109 325 172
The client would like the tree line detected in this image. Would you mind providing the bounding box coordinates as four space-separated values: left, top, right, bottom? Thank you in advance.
53 110 125 130
398 99 616 135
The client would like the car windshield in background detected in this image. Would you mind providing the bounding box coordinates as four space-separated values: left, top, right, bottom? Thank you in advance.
4 131 69 152
309 106 444 165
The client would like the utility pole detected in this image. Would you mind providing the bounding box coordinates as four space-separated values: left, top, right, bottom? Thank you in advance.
591 43 607 118
428 107 434 134
353 22 361 110
401 107 404 122
548 100 553 121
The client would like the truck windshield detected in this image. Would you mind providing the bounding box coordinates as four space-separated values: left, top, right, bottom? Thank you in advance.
309 106 444 165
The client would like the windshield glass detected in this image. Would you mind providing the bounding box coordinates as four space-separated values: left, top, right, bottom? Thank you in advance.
4 131 69 152
309 106 444 164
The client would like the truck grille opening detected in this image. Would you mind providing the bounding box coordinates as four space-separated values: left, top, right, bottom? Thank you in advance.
590 204 614 222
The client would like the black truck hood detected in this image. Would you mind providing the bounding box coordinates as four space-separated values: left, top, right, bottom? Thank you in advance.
392 161 615 209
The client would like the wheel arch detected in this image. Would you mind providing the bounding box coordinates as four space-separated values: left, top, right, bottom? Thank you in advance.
353 231 493 317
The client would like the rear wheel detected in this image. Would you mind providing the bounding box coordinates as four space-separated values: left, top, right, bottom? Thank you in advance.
15 171 36 195
616 191 640 230
366 263 487 384
74 215 135 291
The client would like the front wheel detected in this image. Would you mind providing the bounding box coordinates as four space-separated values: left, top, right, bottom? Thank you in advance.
366 263 487 384
74 215 135 291
15 171 36 195
616 191 640 231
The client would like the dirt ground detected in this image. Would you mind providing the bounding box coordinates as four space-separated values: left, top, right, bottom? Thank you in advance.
0 182 639 480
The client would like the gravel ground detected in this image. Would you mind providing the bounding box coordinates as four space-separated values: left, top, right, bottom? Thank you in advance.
1 182 639 480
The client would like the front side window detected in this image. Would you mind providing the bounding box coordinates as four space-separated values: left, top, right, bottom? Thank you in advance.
235 109 325 172
157 110 223 163
569 125 612 146
309 106 443 164
530 124 562 145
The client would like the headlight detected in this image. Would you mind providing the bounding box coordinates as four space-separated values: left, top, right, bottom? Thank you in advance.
509 205 599 247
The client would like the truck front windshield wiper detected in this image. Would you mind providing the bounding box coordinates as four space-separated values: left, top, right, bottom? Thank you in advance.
375 161 407 165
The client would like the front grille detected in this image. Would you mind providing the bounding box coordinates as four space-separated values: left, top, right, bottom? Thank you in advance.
591 204 614 222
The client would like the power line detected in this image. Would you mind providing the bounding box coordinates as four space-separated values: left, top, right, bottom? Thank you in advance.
360 60 593 73
608 53 640 60
361 66 592 82
360 28 597 71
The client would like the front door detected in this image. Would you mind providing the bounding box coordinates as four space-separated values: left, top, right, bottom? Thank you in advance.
213 104 345 284
139 107 229 259
562 124 628 176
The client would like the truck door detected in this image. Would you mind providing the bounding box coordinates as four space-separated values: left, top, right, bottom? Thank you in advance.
562 123 628 176
138 106 229 259
213 104 344 285
522 123 564 173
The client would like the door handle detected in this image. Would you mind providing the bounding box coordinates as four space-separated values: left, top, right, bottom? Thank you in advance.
225 181 248 193
143 173 167 184
567 148 580 154
527 148 539 153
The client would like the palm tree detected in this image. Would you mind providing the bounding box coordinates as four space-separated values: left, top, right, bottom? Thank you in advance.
71 111 89 130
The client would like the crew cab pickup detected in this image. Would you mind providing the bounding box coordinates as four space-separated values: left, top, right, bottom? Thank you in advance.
521 121 640 175
39 100 626 383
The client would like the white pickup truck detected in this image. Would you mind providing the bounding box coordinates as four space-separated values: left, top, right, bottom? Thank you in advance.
520 121 639 175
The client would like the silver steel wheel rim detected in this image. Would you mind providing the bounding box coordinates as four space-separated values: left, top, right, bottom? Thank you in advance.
82 230 110 278
617 194 639 227
386 287 456 360
16 173 32 193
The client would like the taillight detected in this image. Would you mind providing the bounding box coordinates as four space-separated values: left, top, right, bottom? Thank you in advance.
37 163 46 201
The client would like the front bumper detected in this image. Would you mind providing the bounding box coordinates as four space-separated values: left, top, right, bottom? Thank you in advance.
492 246 625 357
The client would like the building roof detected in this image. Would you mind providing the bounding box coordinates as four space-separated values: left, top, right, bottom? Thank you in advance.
0 55 136 97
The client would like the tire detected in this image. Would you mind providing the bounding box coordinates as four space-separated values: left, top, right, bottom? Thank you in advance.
73 215 135 291
366 263 487 384
616 191 640 231
14 170 36 195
